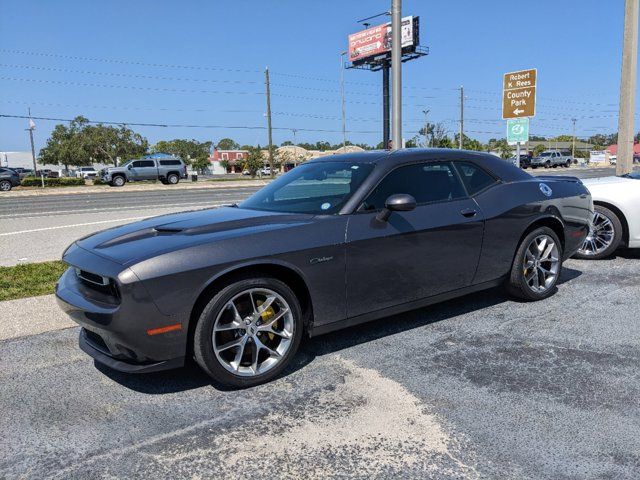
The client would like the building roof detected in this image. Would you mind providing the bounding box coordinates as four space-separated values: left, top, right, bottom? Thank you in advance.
606 143 640 155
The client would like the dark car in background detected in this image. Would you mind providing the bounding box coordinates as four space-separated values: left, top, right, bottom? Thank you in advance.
510 153 533 169
56 149 592 387
0 167 21 191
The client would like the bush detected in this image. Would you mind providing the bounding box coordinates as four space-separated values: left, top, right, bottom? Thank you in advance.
92 178 108 185
21 177 86 187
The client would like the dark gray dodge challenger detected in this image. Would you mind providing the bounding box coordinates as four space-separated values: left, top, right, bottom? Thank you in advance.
56 149 593 387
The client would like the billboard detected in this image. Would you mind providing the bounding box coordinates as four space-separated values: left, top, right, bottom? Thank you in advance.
348 16 419 65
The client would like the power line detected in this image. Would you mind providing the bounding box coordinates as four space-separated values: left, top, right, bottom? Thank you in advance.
0 113 381 134
0 49 261 73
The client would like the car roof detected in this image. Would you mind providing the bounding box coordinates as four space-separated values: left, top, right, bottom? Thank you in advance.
309 148 530 182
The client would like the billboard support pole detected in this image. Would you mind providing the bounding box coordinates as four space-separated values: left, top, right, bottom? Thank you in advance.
265 67 274 177
382 62 390 148
516 141 521 169
617 0 638 176
391 0 402 149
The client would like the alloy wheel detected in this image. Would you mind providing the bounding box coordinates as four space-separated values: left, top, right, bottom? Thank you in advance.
0 181 11 191
523 234 560 293
578 211 614 257
212 288 294 377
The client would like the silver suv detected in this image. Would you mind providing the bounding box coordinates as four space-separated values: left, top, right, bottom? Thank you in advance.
101 155 187 187
530 150 573 169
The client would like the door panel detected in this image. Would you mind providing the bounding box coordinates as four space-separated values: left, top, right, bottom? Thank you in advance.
345 198 484 318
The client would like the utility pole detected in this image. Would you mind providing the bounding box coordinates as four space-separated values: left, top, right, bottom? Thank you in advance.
422 109 430 147
459 86 464 149
391 0 402 149
617 0 639 176
340 51 347 149
265 67 274 177
382 62 390 148
27 108 40 186
571 118 577 158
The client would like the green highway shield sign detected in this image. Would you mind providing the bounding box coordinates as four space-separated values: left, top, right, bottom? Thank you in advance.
507 118 529 144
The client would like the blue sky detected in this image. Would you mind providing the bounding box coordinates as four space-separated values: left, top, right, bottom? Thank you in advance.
0 0 634 152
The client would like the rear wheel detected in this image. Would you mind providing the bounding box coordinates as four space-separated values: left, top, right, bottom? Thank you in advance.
0 180 12 191
507 227 563 301
167 173 179 185
573 205 622 259
193 277 303 388
565 159 571 168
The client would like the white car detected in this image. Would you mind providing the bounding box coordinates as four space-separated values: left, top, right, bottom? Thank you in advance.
75 166 98 179
574 171 640 259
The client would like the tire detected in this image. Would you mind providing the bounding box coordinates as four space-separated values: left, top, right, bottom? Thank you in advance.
110 175 126 187
506 226 563 301
0 180 12 192
573 205 623 260
167 173 179 185
193 276 303 388
545 161 551 168
565 160 571 168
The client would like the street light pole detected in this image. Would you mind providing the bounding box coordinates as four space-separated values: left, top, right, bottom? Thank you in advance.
340 51 347 149
391 0 402 149
571 118 577 159
617 0 639 176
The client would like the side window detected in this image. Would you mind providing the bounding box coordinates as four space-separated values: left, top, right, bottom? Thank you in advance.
159 160 181 166
454 162 497 196
361 162 466 211
131 161 143 168
138 160 155 168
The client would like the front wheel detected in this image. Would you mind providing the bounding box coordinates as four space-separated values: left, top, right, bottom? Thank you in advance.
0 180 12 191
193 277 303 388
110 175 126 187
506 227 563 301
573 205 622 259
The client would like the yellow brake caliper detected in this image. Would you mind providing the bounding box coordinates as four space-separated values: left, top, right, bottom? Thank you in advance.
256 300 277 341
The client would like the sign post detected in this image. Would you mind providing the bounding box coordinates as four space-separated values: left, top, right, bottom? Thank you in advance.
503 69 537 168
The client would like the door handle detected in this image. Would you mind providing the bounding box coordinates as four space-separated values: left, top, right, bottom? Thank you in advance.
460 208 477 218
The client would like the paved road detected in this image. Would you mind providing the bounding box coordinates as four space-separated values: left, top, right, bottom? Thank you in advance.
528 165 621 179
2 253 639 478
0 186 261 266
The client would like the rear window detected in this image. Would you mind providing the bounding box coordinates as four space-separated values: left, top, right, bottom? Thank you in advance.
454 162 497 196
159 160 182 166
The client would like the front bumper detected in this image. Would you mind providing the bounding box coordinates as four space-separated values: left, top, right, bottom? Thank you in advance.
55 244 186 373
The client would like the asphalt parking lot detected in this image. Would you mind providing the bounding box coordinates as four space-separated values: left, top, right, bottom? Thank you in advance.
2 250 639 478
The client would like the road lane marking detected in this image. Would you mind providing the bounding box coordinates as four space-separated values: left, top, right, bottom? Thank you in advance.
0 200 242 219
0 203 228 235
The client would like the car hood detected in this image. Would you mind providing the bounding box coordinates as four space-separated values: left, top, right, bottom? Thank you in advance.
75 206 314 266
582 176 632 186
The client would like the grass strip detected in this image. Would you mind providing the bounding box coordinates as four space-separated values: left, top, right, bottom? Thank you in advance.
0 261 67 302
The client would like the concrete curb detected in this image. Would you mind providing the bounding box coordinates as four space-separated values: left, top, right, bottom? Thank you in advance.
0 294 75 341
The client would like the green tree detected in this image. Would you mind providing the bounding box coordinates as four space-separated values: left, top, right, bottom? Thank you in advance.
152 139 212 173
39 117 90 171
244 147 265 178
216 138 240 150
533 144 547 156
552 135 574 142
83 123 148 166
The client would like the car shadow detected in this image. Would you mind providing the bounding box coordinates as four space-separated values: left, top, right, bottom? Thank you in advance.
99 266 583 394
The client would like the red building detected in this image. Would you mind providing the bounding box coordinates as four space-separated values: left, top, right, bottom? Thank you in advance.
209 148 248 173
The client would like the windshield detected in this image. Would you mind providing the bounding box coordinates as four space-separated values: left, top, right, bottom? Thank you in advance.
239 161 375 214
622 171 640 179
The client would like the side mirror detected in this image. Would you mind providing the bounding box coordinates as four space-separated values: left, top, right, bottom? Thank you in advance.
376 193 417 222
127 164 132 170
